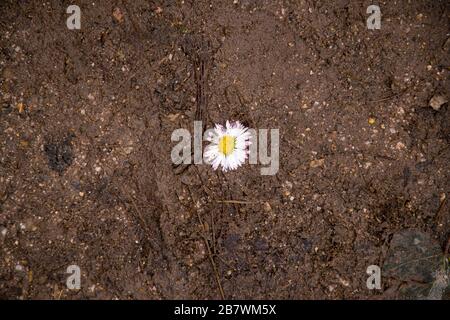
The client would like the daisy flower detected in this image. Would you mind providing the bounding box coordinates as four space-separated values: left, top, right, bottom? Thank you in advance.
204 120 252 172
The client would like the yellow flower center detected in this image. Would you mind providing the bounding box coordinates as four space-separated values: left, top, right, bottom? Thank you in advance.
218 135 236 156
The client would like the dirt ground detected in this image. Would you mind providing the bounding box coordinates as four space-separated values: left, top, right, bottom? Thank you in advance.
0 0 449 299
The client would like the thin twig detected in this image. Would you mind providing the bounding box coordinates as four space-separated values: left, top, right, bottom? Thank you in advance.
444 236 450 260
197 210 225 299
219 171 240 215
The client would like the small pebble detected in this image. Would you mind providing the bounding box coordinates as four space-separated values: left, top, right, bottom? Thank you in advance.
310 159 325 168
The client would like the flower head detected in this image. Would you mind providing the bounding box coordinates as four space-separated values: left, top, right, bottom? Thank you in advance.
204 120 251 172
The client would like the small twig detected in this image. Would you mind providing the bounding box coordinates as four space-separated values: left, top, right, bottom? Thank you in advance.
210 206 217 255
197 211 225 300
444 236 450 259
384 254 442 273
219 171 240 215
118 189 158 252
368 94 399 103
215 254 237 272
434 196 447 223
191 166 217 255
216 200 259 204
367 89 407 104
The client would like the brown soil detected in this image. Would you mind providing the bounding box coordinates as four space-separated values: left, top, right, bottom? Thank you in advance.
0 0 449 299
